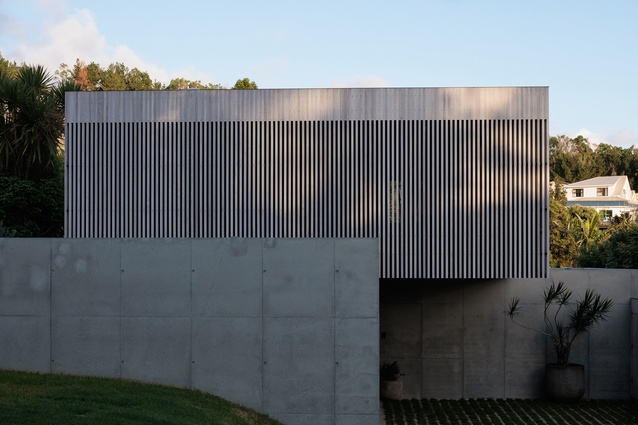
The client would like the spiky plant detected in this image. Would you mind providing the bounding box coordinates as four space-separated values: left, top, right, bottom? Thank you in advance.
507 281 613 367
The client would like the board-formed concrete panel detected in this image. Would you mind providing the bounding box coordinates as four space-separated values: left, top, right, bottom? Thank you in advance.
192 239 262 318
121 239 191 317
263 318 335 415
191 317 262 410
51 316 120 378
422 303 463 359
588 306 631 398
121 317 191 387
381 303 421 359
52 239 121 317
463 303 506 398
0 238 50 315
0 316 50 372
263 239 334 318
335 239 379 318
504 314 546 398
335 318 379 415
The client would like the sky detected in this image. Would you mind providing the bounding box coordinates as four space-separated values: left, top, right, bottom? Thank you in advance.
1 0 636 148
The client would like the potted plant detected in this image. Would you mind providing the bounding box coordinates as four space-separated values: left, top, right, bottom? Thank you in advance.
380 361 403 400
506 281 613 402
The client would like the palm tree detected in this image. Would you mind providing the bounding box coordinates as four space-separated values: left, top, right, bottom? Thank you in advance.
0 65 78 179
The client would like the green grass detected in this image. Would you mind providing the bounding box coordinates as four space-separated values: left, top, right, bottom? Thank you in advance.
383 398 638 425
0 370 283 425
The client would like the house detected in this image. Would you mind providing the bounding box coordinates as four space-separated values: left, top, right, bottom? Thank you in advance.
64 87 549 279
564 176 638 223
5 87 635 422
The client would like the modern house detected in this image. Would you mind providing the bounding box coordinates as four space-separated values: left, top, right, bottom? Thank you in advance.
564 175 638 223
64 87 549 279
6 87 637 425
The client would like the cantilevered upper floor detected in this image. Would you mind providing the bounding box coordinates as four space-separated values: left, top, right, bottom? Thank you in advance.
65 87 549 278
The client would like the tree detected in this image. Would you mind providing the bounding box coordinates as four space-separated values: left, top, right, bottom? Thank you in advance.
85 62 103 90
53 57 226 92
0 53 20 78
549 199 579 267
0 173 64 237
232 78 257 90
126 68 154 90
166 78 223 90
550 135 603 183
549 200 602 268
576 218 638 268
166 78 199 90
0 65 78 179
100 62 128 91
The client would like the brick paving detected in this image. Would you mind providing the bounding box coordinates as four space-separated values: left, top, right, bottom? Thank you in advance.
381 399 638 425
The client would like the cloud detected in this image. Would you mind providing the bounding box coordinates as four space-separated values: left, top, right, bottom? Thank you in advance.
607 129 638 149
15 9 108 68
331 75 389 88
1 3 210 85
570 128 638 149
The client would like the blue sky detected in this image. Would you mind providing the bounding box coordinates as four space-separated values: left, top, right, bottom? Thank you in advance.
1 0 636 148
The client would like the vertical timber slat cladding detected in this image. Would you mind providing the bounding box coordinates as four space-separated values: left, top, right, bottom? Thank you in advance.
65 88 549 279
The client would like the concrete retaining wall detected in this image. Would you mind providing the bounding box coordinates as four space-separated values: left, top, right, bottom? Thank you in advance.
0 238 380 425
381 269 637 399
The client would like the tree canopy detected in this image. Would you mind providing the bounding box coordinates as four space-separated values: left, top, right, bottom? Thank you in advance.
55 57 251 91
550 135 638 189
0 58 71 236
0 64 78 179
232 77 258 90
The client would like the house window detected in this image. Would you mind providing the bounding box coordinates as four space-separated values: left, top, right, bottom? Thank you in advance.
602 210 613 222
572 189 583 198
597 187 608 196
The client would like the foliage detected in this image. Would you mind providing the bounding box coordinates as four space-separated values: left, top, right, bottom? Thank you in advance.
166 77 223 90
380 361 401 381
549 180 567 203
0 64 77 180
549 201 602 268
550 134 638 190
576 220 638 268
507 281 613 367
0 172 64 237
0 370 283 425
232 77 258 89
0 52 20 78
0 220 16 237
55 57 228 91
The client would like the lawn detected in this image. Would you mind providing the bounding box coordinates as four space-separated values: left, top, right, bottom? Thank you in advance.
0 370 283 425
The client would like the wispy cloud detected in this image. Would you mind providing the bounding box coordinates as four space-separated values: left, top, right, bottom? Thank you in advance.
1 2 213 85
571 128 638 149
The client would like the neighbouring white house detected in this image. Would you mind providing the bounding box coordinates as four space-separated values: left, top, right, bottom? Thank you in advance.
564 175 638 223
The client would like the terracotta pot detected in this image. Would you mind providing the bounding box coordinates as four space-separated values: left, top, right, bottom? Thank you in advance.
380 380 403 400
545 363 585 402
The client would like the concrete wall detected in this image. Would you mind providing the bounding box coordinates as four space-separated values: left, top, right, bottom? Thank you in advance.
381 269 637 400
0 238 379 425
